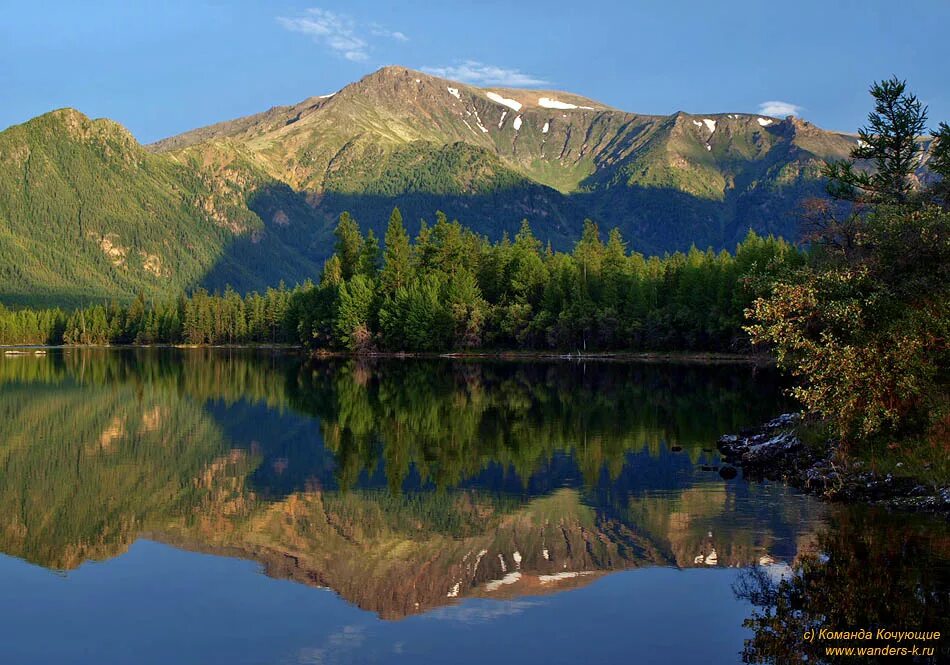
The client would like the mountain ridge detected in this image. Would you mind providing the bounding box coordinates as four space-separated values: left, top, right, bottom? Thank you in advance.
148 65 859 248
0 65 878 305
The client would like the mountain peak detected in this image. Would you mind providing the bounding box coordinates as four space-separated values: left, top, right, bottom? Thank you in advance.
341 64 439 98
46 107 90 123
11 108 139 150
17 107 96 134
364 64 426 80
342 65 609 112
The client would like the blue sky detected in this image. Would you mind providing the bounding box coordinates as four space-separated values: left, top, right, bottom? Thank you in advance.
2 0 948 143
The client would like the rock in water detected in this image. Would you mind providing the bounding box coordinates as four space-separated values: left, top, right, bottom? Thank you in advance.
719 465 738 480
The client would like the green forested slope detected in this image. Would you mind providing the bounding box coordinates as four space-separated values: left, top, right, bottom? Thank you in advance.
0 110 323 306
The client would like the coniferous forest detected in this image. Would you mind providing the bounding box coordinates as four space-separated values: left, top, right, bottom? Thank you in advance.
0 213 800 352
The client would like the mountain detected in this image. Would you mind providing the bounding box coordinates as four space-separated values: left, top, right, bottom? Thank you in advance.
154 65 860 253
0 109 324 306
152 67 856 252
0 65 864 305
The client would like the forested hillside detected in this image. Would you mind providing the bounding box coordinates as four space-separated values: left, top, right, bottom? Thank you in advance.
0 109 324 306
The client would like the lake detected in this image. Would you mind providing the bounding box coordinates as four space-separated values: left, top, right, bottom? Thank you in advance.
0 349 946 664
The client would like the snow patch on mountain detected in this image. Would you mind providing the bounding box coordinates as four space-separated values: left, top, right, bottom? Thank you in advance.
498 110 508 128
486 92 522 112
513 115 523 130
703 119 717 133
757 117 773 126
447 87 460 100
484 572 521 592
539 97 576 110
473 108 489 133
542 121 549 133
539 571 594 583
473 549 488 571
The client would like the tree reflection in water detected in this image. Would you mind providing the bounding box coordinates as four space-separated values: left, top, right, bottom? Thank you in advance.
734 507 950 664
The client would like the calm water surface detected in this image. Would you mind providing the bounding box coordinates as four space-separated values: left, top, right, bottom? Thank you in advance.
0 350 946 664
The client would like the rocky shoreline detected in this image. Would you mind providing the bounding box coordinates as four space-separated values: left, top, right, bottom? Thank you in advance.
717 414 950 513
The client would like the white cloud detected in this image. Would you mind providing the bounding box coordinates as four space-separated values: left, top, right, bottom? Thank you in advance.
422 60 548 87
423 600 542 623
758 100 803 117
370 24 409 42
277 9 408 62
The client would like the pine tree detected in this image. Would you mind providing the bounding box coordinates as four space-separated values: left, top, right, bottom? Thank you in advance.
321 255 343 287
334 212 364 280
358 229 381 278
574 219 605 289
380 207 412 294
928 122 950 206
334 274 376 350
931 122 950 175
443 269 486 348
601 228 629 312
183 289 206 344
124 292 147 342
750 78 949 445
824 77 927 203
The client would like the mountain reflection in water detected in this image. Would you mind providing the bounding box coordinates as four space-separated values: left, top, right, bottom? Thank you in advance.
0 350 806 614
0 349 945 663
